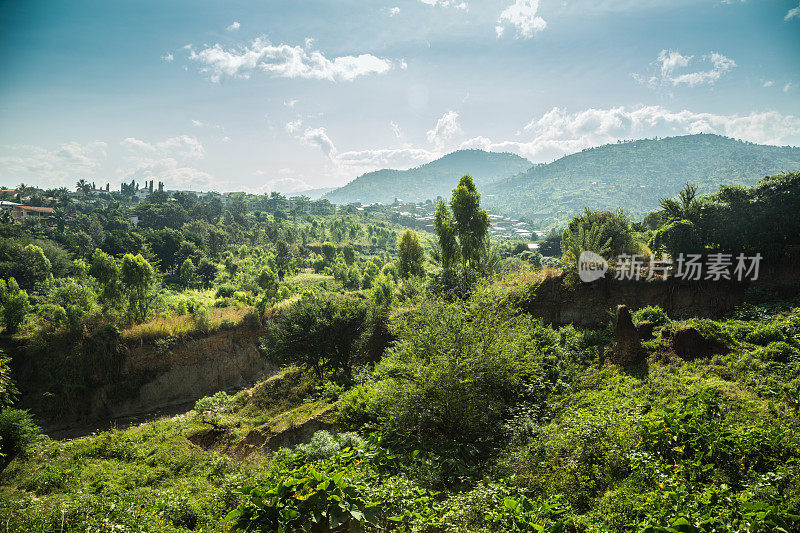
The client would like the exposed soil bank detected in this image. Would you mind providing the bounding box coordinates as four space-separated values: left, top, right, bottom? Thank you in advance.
518 262 798 327
20 324 276 436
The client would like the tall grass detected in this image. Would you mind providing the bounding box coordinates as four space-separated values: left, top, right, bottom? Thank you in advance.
120 307 256 344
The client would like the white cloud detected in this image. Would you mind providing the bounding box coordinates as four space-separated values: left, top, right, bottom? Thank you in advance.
121 135 205 159
785 2 800 20
636 50 736 88
161 53 174 62
419 0 468 9
122 158 219 191
784 82 793 92
191 119 204 127
221 136 231 143
496 0 547 39
458 106 800 162
426 110 462 148
0 141 108 188
287 123 439 179
267 177 311 194
188 37 394 83
336 147 439 169
284 99 298 108
389 6 400 15
301 127 337 159
285 119 303 134
117 135 215 190
390 120 402 138
763 80 774 87
227 21 240 31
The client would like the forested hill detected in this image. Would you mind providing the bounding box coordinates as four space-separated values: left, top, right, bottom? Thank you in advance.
483 133 800 229
323 149 532 205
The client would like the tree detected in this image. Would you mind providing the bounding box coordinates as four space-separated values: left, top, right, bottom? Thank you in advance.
434 199 459 270
321 242 336 265
650 219 704 258
21 244 51 289
257 265 279 299
275 240 292 271
561 220 612 274
90 248 122 308
0 278 29 333
450 175 490 271
659 183 700 223
0 352 17 408
397 229 425 279
179 258 197 288
371 275 394 308
120 253 156 323
539 232 562 257
263 293 368 378
0 408 40 474
565 208 635 258
342 244 356 266
197 258 218 287
75 179 91 194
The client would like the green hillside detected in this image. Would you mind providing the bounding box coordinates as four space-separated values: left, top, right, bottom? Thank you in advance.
485 134 800 229
324 149 532 205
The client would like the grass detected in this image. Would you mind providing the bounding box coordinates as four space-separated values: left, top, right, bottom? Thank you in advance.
0 366 326 532
3 282 800 532
120 306 257 344
284 270 344 293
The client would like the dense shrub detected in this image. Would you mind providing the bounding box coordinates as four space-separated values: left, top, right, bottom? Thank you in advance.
261 292 370 378
365 298 574 455
745 323 786 345
295 430 364 461
631 305 671 327
0 409 41 473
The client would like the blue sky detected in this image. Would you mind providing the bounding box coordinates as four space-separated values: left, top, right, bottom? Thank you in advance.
0 0 798 193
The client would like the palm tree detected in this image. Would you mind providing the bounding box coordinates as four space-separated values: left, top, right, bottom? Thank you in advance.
76 179 91 195
659 183 699 222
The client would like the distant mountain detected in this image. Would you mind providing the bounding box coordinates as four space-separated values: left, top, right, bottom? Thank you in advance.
292 186 335 200
484 134 800 229
324 149 532 205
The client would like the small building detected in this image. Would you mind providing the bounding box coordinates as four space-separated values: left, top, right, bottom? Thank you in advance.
10 205 55 221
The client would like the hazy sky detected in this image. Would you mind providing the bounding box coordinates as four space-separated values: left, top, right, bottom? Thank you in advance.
1 0 798 193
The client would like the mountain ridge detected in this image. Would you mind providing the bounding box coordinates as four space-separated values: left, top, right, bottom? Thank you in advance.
323 149 533 205
484 133 800 228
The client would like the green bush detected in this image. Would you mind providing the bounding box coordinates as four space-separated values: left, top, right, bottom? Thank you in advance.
753 341 798 363
0 409 41 473
336 383 378 428
0 278 30 333
295 430 364 461
631 305 671 327
227 460 381 532
745 323 786 345
261 292 369 378
370 299 544 453
194 391 232 417
214 284 236 298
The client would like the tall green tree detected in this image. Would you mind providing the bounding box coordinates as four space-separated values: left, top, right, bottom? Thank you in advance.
120 254 156 323
90 248 122 308
434 199 459 270
197 258 218 287
21 244 51 289
397 229 425 279
450 175 490 271
178 258 197 288
0 278 29 333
